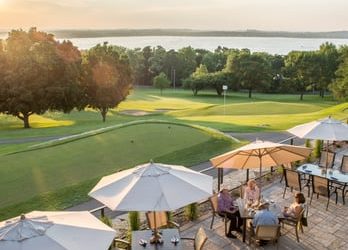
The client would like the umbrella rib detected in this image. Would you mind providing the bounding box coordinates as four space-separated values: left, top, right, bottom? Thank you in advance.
241 151 254 169
267 151 281 166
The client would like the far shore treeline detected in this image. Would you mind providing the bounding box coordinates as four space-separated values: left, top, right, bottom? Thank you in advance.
25 29 348 39
0 28 348 128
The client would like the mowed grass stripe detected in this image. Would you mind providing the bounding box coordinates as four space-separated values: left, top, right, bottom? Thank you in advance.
0 123 232 208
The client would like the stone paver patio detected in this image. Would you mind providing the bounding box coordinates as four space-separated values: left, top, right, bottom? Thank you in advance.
179 179 348 250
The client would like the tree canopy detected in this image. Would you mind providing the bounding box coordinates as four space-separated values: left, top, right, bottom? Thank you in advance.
0 28 82 128
82 42 133 122
153 72 171 95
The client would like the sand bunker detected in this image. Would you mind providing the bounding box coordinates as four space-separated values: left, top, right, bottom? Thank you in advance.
119 110 151 116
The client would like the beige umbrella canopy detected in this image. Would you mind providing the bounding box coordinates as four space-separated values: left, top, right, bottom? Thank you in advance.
287 117 348 141
288 117 348 169
0 211 116 250
89 161 213 243
210 140 312 185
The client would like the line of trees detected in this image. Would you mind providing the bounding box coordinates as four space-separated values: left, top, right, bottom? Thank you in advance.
0 28 133 128
1 28 348 128
125 43 347 100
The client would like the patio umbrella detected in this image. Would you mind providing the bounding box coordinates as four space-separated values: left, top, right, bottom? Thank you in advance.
89 161 213 242
287 117 348 168
0 211 115 250
210 140 312 188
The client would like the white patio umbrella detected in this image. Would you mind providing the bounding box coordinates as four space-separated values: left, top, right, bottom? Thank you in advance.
287 116 348 168
89 161 213 242
0 211 115 250
210 140 312 188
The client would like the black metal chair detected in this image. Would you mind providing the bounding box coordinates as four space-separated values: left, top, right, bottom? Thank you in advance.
319 151 336 169
338 155 348 204
310 175 338 210
209 193 228 235
283 168 310 198
280 205 307 242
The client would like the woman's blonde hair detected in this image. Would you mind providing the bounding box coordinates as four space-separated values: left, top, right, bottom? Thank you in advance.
247 179 257 187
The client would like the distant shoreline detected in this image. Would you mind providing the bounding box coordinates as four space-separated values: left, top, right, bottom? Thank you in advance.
2 29 348 39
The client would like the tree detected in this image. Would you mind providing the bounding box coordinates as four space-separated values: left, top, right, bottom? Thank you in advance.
149 46 166 78
316 43 339 98
330 57 348 101
225 50 272 98
82 42 133 122
209 71 238 96
153 72 170 95
284 51 319 100
201 50 227 72
178 46 197 82
183 65 209 96
141 46 153 85
127 48 145 85
0 28 83 128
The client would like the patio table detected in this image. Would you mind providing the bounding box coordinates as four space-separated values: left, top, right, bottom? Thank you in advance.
131 228 182 250
238 199 284 242
297 163 348 184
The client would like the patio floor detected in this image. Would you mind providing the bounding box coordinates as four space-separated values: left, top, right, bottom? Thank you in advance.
179 179 348 250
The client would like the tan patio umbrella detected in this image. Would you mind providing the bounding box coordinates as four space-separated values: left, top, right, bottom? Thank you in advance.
0 211 116 250
288 116 348 169
210 140 312 188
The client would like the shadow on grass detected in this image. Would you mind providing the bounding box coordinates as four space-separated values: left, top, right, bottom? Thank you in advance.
0 178 99 221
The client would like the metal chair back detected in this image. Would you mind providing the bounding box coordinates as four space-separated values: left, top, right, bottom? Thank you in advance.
319 151 336 168
340 155 348 173
146 211 169 230
194 227 208 250
255 224 281 241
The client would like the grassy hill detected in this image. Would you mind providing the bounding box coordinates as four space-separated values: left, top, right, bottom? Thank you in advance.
0 121 237 220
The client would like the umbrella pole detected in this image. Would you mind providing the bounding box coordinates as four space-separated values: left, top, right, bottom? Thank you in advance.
325 140 329 171
259 156 262 193
150 211 161 244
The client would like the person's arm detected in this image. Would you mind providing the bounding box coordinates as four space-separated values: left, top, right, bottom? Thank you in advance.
243 187 248 200
255 186 260 201
293 205 303 218
218 195 232 213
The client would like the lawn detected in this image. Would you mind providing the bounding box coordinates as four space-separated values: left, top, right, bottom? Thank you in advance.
0 122 237 220
0 88 347 220
1 88 346 140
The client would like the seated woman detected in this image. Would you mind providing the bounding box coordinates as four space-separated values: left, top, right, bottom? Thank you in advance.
283 192 306 219
244 179 260 206
218 184 243 238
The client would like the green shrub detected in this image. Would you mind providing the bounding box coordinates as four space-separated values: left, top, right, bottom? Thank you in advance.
185 203 199 221
128 211 140 231
100 216 113 227
314 140 322 158
305 139 312 161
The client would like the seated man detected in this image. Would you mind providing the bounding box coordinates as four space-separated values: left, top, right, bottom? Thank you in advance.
218 184 243 238
252 201 278 245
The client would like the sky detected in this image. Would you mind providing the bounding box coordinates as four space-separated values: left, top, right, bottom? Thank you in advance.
0 0 347 31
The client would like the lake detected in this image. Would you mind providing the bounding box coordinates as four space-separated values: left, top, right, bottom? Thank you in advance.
58 36 348 54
